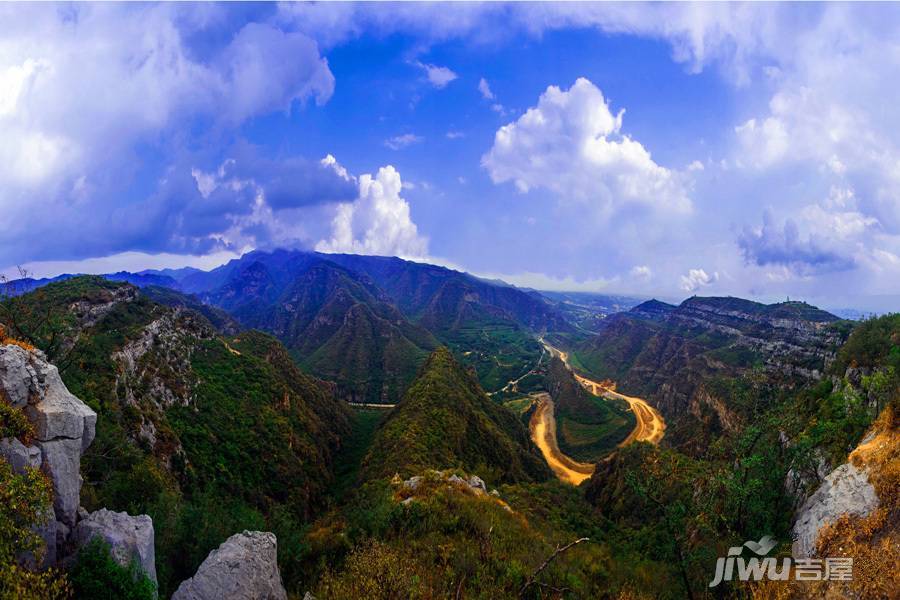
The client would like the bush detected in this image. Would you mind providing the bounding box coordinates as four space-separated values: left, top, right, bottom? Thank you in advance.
0 459 70 600
69 538 156 600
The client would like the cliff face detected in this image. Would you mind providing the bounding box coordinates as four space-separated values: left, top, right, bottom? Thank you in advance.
573 297 849 451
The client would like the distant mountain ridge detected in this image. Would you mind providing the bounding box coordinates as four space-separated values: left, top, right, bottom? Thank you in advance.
134 249 571 401
572 295 850 452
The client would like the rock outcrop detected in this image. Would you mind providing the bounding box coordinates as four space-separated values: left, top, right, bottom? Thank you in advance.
1 343 156 576
792 462 879 557
171 531 287 600
73 509 157 584
0 344 96 527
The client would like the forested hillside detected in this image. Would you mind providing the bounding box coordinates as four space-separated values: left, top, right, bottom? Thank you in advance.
0 278 351 596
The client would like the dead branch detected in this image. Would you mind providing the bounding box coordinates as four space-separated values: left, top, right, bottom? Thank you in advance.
518 537 588 598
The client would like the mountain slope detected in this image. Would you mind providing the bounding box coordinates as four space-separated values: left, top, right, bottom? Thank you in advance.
572 296 850 452
0 277 351 595
156 249 570 396
362 347 552 483
6 250 574 398
583 312 898 599
322 252 568 390
205 258 438 402
321 253 569 331
544 355 635 462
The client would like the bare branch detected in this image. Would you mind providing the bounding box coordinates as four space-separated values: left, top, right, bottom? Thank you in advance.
518 537 588 598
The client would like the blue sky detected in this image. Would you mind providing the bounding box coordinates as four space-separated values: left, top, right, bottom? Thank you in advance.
2 3 899 311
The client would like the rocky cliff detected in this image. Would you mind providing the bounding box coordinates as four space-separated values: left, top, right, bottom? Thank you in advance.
573 297 849 452
0 342 156 583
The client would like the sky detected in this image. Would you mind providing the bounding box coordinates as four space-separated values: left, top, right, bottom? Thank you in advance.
2 2 900 311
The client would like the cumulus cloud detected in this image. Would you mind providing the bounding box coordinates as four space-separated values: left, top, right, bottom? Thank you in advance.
482 78 691 216
680 268 718 293
478 77 495 100
317 165 428 258
414 61 458 88
384 133 424 150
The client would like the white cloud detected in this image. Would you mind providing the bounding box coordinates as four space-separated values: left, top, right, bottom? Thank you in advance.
446 130 465 139
317 165 428 258
481 271 619 292
630 265 652 280
680 268 718 292
490 103 509 116
384 133 424 150
482 77 691 215
478 77 495 100
321 153 352 181
414 61 458 88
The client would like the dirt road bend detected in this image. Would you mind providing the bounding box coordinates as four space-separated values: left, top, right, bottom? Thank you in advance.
528 393 596 485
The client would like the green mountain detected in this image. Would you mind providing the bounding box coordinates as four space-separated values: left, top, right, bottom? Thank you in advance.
583 312 899 600
571 296 850 452
362 347 552 483
6 250 575 400
150 249 571 398
203 257 438 403
0 277 351 596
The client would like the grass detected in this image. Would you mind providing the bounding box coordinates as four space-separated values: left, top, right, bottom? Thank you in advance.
439 323 541 392
502 396 537 415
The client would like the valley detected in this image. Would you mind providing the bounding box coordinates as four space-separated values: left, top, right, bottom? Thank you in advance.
529 339 666 484
1 257 896 600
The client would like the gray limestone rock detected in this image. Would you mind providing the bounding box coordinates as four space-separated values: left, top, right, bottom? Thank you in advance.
0 437 41 473
171 531 287 600
792 462 879 557
73 509 157 584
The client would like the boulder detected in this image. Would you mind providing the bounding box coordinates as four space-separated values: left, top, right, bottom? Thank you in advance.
401 475 423 491
171 531 287 600
73 509 157 584
792 462 879 557
467 475 487 493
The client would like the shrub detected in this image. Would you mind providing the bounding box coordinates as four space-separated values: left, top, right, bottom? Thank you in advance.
0 459 69 600
68 538 156 600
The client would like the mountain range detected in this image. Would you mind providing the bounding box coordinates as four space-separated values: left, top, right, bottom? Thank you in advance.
1 251 896 599
5 250 573 403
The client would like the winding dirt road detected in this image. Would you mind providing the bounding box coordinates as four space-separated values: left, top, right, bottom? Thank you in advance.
570 372 666 446
528 340 666 484
528 393 595 485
